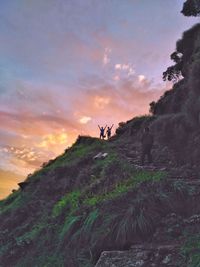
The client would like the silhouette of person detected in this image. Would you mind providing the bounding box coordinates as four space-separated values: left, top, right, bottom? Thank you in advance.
141 126 154 165
106 124 114 139
98 125 107 139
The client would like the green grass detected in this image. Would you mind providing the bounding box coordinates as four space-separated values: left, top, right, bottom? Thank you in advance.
0 192 28 215
46 139 106 170
52 190 81 218
15 222 46 246
181 235 200 267
82 209 99 233
59 215 81 240
83 170 166 207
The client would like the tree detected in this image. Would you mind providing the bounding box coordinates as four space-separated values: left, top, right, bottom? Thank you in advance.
181 0 200 16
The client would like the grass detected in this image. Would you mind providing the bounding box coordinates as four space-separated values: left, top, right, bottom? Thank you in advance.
54 168 166 256
53 168 165 213
0 192 28 215
52 190 81 218
181 234 200 267
83 169 166 207
15 222 46 246
59 215 81 240
43 139 106 171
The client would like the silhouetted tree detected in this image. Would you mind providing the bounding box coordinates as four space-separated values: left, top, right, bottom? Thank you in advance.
182 0 200 16
163 65 182 82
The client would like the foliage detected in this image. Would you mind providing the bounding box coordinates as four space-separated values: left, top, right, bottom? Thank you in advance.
182 0 200 16
163 65 182 82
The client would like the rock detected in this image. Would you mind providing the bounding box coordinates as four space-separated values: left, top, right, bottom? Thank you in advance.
93 152 108 160
95 244 183 267
18 182 29 190
184 214 200 225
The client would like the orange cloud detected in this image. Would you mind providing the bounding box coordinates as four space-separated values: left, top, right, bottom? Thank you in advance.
37 131 68 149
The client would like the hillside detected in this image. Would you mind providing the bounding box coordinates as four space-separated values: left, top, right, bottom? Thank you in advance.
1 126 200 267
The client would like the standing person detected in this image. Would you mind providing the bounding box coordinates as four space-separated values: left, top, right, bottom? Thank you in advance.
141 126 154 165
98 125 107 139
106 124 114 139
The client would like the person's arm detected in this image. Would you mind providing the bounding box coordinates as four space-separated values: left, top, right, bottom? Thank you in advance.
104 125 107 130
98 125 101 130
111 124 114 129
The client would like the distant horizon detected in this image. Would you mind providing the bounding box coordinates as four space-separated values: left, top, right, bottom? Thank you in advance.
0 0 198 199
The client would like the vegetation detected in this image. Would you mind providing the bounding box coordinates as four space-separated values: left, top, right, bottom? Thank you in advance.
182 0 200 16
181 234 200 267
2 1 200 265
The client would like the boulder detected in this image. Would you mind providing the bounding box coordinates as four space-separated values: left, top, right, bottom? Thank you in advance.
95 244 183 267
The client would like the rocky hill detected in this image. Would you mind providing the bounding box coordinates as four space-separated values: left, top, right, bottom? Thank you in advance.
1 1 200 266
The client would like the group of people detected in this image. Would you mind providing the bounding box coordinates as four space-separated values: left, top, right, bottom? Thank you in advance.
98 124 154 165
98 124 114 140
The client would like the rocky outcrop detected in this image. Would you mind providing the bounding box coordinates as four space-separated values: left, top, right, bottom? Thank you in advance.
95 244 183 267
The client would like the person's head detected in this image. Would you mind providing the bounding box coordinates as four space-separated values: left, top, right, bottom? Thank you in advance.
144 126 150 132
108 127 110 129
101 127 103 130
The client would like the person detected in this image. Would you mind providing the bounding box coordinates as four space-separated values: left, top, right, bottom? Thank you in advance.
141 126 154 165
98 125 107 139
106 124 114 139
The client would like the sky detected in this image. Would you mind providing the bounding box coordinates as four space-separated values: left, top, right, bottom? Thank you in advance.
0 0 198 199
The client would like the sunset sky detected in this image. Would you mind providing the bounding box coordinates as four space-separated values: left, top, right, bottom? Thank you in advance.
0 0 198 199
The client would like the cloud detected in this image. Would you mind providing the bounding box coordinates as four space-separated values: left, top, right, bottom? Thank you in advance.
114 63 135 80
79 116 92 124
37 131 68 148
0 74 169 180
74 75 167 131
138 75 146 82
103 47 111 65
94 96 110 109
